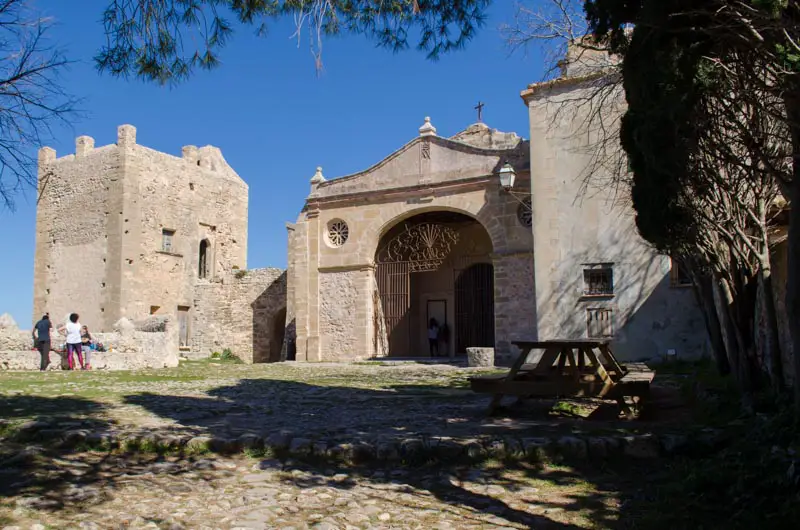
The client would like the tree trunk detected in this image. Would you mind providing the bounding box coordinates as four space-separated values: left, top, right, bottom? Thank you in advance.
757 256 784 392
713 277 743 386
691 269 730 375
785 94 800 408
714 274 754 411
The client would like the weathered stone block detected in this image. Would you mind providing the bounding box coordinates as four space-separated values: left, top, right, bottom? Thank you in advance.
238 433 264 450
265 430 294 450
522 437 552 461
557 436 588 459
185 436 213 453
467 347 495 368
623 434 660 459
289 437 312 454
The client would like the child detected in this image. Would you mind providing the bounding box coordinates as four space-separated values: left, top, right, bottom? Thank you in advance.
81 325 93 370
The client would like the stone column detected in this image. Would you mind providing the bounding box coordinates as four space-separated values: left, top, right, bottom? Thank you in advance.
492 250 536 364
305 210 321 361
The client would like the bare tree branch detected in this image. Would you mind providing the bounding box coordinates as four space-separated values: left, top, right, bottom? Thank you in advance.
0 0 79 210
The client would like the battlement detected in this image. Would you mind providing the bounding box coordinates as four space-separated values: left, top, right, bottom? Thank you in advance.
37 124 232 175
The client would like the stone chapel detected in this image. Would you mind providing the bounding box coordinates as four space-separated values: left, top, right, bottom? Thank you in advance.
285 114 707 363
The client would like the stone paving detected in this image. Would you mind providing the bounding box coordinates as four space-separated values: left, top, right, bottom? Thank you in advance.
0 450 622 529
0 360 690 438
0 360 716 464
0 359 711 529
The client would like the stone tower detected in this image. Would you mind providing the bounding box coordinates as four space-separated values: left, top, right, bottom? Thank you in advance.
33 125 248 340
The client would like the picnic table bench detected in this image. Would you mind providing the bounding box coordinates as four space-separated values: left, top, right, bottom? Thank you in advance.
469 339 655 417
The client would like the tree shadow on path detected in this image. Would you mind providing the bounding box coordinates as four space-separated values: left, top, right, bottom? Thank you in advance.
122 378 636 529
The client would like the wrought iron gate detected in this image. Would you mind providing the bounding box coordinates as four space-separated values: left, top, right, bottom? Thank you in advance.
375 222 459 356
454 263 495 353
375 261 411 356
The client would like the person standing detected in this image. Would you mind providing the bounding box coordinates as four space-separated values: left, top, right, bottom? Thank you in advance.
81 325 93 370
428 318 440 357
58 313 85 370
31 313 52 371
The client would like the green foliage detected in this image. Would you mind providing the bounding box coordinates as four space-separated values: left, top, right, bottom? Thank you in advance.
97 0 490 84
234 269 248 279
211 348 242 363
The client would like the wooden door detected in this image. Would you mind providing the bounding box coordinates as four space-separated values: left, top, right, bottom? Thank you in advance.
177 306 190 348
454 263 495 353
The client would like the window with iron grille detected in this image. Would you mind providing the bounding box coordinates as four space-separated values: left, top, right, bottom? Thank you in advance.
161 229 175 253
587 308 613 338
583 267 613 296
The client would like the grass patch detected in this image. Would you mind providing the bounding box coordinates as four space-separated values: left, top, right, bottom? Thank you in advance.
210 348 242 363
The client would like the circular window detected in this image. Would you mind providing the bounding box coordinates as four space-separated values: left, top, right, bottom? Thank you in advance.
326 219 349 247
517 198 532 227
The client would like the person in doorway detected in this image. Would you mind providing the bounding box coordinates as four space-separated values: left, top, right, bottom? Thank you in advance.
428 318 440 357
58 313 85 370
32 313 52 371
81 325 93 370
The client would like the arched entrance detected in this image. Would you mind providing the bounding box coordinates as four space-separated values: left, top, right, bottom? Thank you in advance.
374 211 495 357
269 307 287 363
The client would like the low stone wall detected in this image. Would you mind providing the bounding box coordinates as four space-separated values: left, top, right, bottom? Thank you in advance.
0 347 177 371
2 416 731 464
0 315 179 371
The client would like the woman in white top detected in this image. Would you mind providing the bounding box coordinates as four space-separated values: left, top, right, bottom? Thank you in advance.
58 313 85 370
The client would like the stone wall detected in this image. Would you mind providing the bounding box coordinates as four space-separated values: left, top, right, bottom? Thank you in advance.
319 270 365 360
34 125 249 336
493 252 536 361
34 141 121 330
123 139 248 325
191 268 287 363
523 71 708 362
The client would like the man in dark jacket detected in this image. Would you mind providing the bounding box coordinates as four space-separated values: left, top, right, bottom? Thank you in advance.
32 313 52 371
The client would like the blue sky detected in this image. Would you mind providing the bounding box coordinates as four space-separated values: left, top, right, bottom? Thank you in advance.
0 1 548 326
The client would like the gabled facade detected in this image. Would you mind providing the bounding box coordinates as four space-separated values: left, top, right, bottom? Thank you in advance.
287 119 537 361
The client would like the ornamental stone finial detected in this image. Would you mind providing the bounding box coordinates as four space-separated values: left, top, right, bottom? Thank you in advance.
419 116 437 137
310 166 326 184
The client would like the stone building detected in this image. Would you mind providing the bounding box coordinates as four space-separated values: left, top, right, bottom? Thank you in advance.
285 48 708 363
287 119 535 362
520 44 707 361
33 125 287 363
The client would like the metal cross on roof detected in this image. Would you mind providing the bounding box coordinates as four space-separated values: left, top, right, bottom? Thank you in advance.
474 101 484 123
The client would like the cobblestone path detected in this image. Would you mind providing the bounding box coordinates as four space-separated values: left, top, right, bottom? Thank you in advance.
0 451 619 529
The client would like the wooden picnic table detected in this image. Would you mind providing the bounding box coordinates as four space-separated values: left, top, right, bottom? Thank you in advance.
469 339 655 416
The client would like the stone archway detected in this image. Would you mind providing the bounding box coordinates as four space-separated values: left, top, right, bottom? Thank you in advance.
374 211 495 357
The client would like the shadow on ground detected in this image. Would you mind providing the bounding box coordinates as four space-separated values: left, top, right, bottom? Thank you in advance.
260 456 635 529
122 378 681 443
